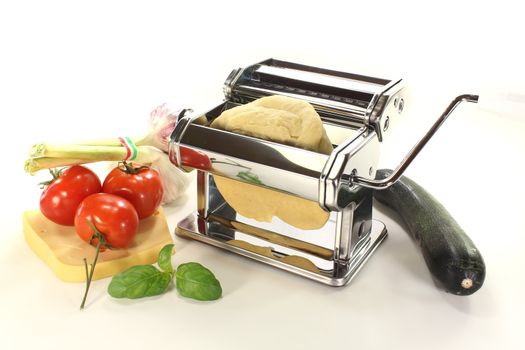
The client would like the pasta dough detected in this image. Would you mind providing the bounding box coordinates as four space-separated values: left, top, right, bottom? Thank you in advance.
213 175 330 230
211 95 333 154
210 95 333 230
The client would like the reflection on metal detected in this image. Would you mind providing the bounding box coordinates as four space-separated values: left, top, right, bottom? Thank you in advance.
175 174 387 286
176 210 387 286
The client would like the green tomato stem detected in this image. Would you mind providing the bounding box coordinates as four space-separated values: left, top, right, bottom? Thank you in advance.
37 168 64 188
118 161 150 175
80 220 106 310
83 257 89 287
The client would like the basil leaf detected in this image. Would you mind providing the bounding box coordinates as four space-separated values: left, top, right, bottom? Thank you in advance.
157 243 175 273
108 265 172 299
176 262 222 301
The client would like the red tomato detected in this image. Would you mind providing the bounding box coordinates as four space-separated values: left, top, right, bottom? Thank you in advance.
39 165 102 226
102 163 163 219
74 193 139 249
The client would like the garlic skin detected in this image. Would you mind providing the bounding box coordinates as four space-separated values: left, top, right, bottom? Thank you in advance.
146 104 191 204
145 103 181 153
151 150 191 205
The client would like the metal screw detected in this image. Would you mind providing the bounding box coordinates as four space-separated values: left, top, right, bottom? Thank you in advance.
369 166 373 176
383 116 390 131
394 97 398 107
398 98 405 113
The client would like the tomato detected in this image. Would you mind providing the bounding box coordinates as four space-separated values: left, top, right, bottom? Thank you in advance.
102 163 163 219
74 193 139 249
75 193 139 309
39 165 102 226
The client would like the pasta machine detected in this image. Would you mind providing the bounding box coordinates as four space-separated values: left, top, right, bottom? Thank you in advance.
168 58 477 286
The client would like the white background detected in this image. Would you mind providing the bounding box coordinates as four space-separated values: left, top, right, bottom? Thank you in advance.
1 1 524 349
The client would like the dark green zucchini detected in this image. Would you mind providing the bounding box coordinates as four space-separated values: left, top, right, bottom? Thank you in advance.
374 169 485 295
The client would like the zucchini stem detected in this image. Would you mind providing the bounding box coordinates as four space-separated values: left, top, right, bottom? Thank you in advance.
461 278 473 289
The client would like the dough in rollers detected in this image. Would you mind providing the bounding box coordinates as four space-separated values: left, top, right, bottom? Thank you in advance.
210 95 333 230
211 95 333 154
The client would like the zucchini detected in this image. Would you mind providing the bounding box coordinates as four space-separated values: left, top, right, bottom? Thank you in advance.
374 169 485 295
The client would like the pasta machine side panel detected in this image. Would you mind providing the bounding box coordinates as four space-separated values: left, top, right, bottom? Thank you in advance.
322 131 381 211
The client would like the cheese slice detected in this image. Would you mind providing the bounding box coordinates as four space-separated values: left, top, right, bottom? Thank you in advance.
23 207 173 283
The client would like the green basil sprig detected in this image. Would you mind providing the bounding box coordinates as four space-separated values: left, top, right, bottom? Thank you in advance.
108 265 173 299
176 263 222 301
157 243 175 273
107 244 222 301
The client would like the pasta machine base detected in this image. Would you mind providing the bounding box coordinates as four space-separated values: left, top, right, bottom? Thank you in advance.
176 207 387 287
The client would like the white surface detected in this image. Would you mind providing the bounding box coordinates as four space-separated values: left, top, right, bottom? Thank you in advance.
1 1 525 349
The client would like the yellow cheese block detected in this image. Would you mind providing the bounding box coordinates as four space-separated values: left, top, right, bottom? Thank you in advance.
23 207 173 283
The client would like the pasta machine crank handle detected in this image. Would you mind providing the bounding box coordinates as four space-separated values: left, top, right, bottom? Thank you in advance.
351 94 479 190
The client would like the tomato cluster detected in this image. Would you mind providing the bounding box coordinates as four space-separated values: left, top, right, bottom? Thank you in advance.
39 163 164 249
